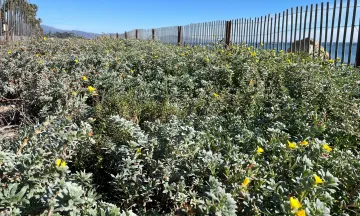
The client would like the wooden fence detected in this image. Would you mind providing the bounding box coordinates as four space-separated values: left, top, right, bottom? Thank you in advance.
0 0 40 42
118 0 360 66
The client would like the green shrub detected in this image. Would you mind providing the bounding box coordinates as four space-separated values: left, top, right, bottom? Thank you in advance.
1 38 360 215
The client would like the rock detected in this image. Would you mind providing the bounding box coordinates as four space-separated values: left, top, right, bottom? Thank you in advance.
286 37 329 59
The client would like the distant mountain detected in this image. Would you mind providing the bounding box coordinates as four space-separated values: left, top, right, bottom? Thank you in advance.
41 25 101 39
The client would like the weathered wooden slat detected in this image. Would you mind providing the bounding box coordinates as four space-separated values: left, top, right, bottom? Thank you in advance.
270 17 273 49
299 6 303 51
267 14 270 49
282 11 285 50
294 7 298 52
260 16 263 46
341 0 351 64
303 6 308 51
313 4 318 58
277 13 281 51
256 17 260 47
335 0 343 61
356 17 360 66
285 10 288 51
263 16 267 47
324 2 330 59
308 4 313 56
290 8 294 52
329 0 337 59
319 3 324 57
273 14 277 50
348 0 357 64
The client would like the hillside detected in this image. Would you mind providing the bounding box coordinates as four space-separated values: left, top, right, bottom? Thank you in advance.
41 24 101 39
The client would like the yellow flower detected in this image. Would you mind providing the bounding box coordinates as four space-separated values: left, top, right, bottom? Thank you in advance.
88 86 96 93
221 50 225 53
205 58 210 62
323 144 333 152
260 42 264 47
82 76 87 81
329 59 334 63
180 53 185 57
342 64 345 66
61 161 66 167
43 36 47 41
287 140 297 149
242 177 250 187
72 91 77 96
295 209 306 216
336 57 341 62
106 50 109 53
248 47 251 51
257 147 264 154
7 50 11 55
136 148 141 154
287 59 291 63
314 174 324 184
154 55 158 59
251 51 257 57
249 79 255 86
55 159 61 166
255 59 259 63
290 197 302 209
213 93 220 98
225 64 229 69
300 141 309 146
75 60 79 64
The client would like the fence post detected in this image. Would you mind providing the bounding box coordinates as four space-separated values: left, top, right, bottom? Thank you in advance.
136 29 138 39
178 26 182 45
125 31 128 39
356 18 360 67
225 20 231 48
152 29 155 40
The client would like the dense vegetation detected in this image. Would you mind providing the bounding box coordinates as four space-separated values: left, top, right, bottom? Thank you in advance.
1 38 360 215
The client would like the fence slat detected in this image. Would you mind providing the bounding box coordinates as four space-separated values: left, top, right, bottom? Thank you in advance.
335 0 343 61
274 14 277 50
277 13 281 51
341 0 351 64
266 14 270 49
356 18 360 66
348 0 357 64
319 3 324 57
282 11 285 51
285 10 288 51
308 4 313 56
303 6 308 52
259 16 263 45
299 6 303 51
253 18 257 47
290 8 294 52
256 17 260 47
294 7 298 52
270 17 273 49
329 0 337 59
313 4 318 58
324 2 330 59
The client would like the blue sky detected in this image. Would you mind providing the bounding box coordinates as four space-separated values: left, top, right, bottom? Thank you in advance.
33 0 337 33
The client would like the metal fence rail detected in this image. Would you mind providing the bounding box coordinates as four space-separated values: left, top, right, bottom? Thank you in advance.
119 0 360 66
